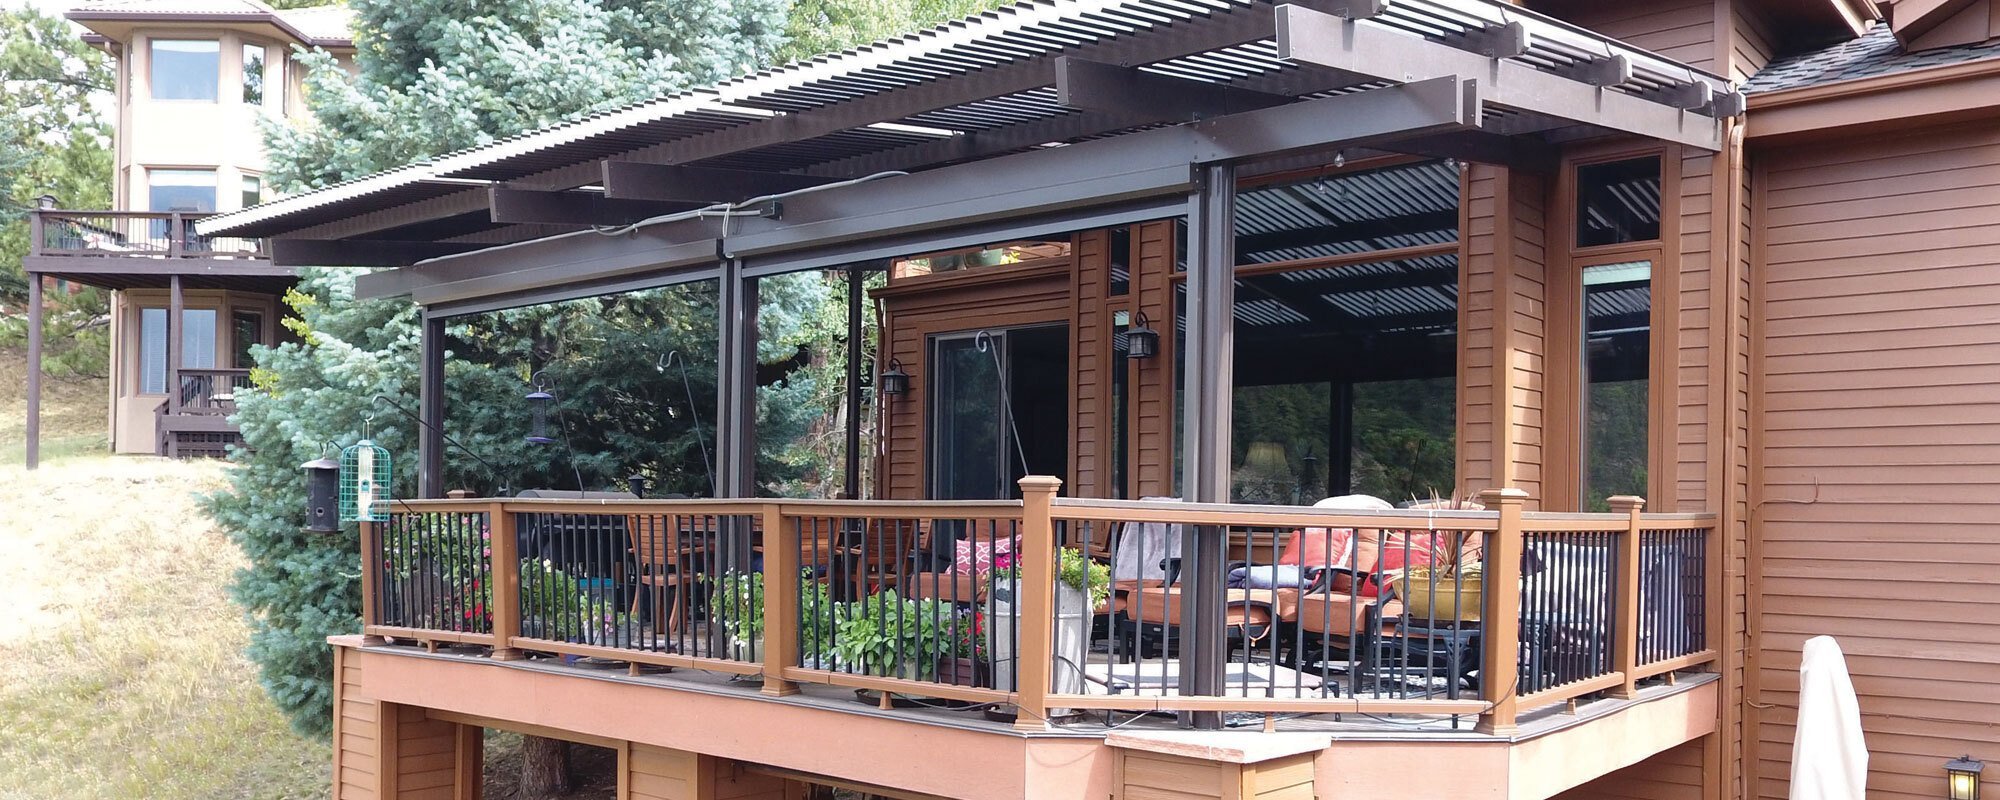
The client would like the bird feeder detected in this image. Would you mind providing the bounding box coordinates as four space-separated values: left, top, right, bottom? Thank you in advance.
525 375 556 445
301 448 341 533
339 439 392 522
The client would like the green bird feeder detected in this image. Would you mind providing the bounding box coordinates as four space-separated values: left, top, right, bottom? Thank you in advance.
339 439 392 522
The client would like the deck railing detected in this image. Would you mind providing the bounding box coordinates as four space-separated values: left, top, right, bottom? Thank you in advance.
358 482 1717 732
175 368 254 414
28 210 267 260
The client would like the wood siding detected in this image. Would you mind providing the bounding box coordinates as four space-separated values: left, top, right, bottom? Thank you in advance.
335 645 381 800
626 744 795 800
1073 229 1109 498
1560 1 1716 72
1132 221 1177 499
1458 165 1548 507
387 704 465 800
1459 167 1499 499
1752 120 2000 800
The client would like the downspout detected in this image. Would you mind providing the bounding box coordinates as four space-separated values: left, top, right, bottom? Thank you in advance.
1717 114 1751 800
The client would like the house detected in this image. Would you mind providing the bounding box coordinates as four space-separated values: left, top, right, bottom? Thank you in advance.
31 0 1996 797
19 0 354 461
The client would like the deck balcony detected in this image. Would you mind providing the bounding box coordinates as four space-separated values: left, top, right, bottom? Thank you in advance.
338 481 1721 800
22 210 291 461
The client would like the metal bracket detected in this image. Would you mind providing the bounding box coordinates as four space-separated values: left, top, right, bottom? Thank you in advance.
1660 80 1715 111
1706 90 1747 118
1450 20 1530 59
1566 54 1633 88
1330 0 1385 20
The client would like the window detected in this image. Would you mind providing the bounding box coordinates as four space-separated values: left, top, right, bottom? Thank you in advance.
241 175 263 209
150 39 219 101
1580 260 1652 510
242 44 267 105
139 308 219 394
1575 157 1662 248
148 169 217 213
232 309 263 369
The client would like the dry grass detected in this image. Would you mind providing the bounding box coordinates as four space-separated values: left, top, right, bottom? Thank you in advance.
0 456 330 800
0 344 109 463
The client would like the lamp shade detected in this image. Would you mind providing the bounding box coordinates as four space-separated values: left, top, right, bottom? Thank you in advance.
879 358 910 397
1126 312 1159 359
1948 756 1983 800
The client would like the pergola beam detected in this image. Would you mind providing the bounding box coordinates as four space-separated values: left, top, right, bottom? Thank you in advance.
1055 57 1292 119
271 239 488 268
1274 3 1726 151
601 162 832 203
487 187 698 225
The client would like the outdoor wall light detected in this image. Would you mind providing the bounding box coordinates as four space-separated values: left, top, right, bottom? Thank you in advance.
300 446 341 533
525 373 556 445
879 358 910 398
1126 311 1160 360
1948 756 1983 800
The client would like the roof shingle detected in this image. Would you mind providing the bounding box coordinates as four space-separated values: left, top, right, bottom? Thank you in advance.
1744 22 2000 94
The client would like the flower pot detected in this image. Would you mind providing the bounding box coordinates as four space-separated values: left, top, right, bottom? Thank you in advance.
729 635 765 662
991 583 1089 704
935 656 988 688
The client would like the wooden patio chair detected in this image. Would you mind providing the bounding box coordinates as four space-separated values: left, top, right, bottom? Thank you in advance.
626 513 705 640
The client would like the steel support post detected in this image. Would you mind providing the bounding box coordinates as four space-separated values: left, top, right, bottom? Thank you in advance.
1178 162 1236 730
419 312 446 498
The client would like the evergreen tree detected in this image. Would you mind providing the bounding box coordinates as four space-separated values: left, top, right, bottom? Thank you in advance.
0 6 113 303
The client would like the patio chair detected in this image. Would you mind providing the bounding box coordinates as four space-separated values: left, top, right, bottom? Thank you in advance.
625 511 704 641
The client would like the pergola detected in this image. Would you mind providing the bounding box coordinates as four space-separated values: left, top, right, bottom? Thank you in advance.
184 0 1737 718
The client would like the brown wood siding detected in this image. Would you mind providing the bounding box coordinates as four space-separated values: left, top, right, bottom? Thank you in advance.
1132 220 1177 498
1504 169 1550 506
335 646 381 800
1752 120 2000 800
1556 741 1707 800
1724 0 1776 84
1562 1 1716 71
1679 151 1716 515
391 704 462 800
1074 230 1108 498
1459 167 1499 499
875 261 1073 499
628 742 699 800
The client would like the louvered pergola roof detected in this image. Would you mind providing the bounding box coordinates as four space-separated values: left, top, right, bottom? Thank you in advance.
200 0 1736 247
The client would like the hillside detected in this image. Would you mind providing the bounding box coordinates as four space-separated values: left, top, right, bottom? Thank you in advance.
0 344 108 464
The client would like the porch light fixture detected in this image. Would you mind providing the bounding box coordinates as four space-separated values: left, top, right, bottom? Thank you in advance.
300 445 340 533
1126 311 1159 360
879 358 910 398
525 373 556 445
1948 756 1983 800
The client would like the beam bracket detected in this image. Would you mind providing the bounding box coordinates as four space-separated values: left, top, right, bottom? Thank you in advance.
1564 53 1633 88
1330 0 1385 19
1449 21 1530 59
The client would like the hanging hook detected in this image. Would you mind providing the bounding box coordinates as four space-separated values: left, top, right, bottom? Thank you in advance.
656 350 714 495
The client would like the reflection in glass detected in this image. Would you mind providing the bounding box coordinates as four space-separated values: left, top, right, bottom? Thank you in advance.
1576 157 1662 248
1582 260 1652 510
151 39 220 101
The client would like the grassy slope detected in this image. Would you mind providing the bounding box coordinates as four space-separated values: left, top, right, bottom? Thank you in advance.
0 344 109 463
0 361 331 798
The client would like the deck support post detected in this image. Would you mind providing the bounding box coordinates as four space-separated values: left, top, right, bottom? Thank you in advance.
419 313 446 498
760 503 800 696
1608 495 1646 698
488 502 524 660
843 263 866 500
714 257 760 651
1178 161 1236 730
1013 475 1062 731
1477 487 1528 735
24 270 43 468
165 273 184 457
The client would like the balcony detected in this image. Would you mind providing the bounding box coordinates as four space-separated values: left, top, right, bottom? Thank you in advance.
338 482 1721 800
28 209 269 264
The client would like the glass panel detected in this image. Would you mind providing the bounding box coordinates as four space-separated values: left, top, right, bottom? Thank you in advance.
1233 382 1331 505
1235 160 1461 265
232 310 262 369
140 308 167 394
1111 313 1130 499
930 335 1005 500
242 44 266 104
1350 376 1456 500
1581 260 1653 510
150 39 219 101
752 268 883 498
893 239 1070 278
1108 227 1131 296
241 175 262 210
1576 157 1662 248
182 309 218 369
148 169 216 212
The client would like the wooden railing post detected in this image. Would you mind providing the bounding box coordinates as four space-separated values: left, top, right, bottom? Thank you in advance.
1608 495 1646 698
1013 475 1062 731
487 503 524 661
1477 487 1528 735
28 211 43 257
167 213 183 258
359 520 388 645
761 503 801 697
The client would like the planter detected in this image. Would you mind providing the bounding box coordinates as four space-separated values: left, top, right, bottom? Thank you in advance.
990 583 1089 703
934 656 989 688
729 634 765 662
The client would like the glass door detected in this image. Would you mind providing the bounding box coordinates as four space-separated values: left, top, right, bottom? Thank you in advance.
927 326 1070 500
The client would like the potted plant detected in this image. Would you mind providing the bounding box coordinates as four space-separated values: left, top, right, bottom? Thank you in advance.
936 607 989 687
987 547 1111 698
711 571 765 661
828 591 948 681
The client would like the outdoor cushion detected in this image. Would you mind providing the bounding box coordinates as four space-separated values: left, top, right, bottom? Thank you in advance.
949 536 1015 577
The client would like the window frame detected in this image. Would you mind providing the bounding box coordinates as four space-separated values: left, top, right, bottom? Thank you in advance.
148 38 221 102
146 167 219 213
242 42 269 106
1547 144 1679 512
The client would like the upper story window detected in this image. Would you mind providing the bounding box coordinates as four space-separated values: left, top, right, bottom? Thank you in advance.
148 169 217 213
241 175 263 209
150 39 219 101
1575 156 1662 248
242 44 267 105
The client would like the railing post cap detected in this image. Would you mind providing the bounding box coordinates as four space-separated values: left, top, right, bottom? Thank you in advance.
1606 495 1646 510
1018 475 1064 491
446 489 473 499
1477 487 1530 501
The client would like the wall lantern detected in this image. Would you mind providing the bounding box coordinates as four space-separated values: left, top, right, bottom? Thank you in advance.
879 358 911 398
1126 311 1160 360
525 373 556 445
300 446 341 533
1948 756 1983 800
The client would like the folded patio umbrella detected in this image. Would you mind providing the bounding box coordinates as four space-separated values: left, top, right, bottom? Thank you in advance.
1790 635 1867 800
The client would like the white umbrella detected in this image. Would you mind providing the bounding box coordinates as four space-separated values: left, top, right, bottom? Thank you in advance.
1790 635 1868 800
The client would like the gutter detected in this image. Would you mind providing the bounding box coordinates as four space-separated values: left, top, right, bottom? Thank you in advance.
1743 53 2000 139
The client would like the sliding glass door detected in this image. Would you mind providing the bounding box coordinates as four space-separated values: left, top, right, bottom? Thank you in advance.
927 326 1069 500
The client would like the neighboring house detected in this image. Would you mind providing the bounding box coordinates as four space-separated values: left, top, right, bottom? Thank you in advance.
20 0 353 460
22 0 2000 798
